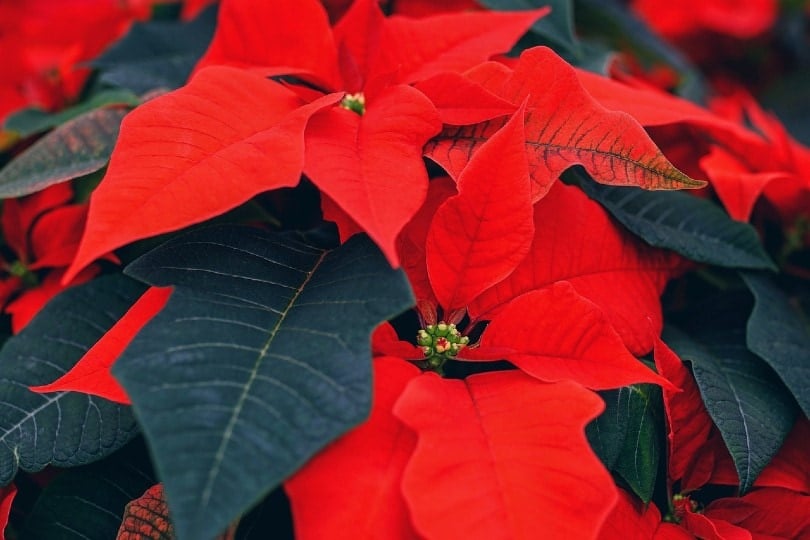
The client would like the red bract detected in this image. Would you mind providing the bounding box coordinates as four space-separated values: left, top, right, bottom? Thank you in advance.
631 0 777 39
0 184 109 332
64 0 547 277
394 370 616 540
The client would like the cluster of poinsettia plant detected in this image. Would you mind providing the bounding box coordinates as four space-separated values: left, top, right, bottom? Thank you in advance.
0 0 807 538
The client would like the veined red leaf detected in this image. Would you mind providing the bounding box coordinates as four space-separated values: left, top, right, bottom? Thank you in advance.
394 370 616 540
377 8 549 85
653 338 713 483
470 182 680 356
426 47 705 201
116 484 174 540
679 500 751 540
28 205 88 269
285 357 421 540
331 0 386 93
0 484 16 540
193 0 342 89
30 286 172 404
304 84 441 266
705 488 810 539
426 103 533 311
1 182 73 263
414 72 516 125
481 282 675 390
64 67 341 282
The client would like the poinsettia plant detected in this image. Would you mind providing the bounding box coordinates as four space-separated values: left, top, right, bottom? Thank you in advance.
0 0 808 539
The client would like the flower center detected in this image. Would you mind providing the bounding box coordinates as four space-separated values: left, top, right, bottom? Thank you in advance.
416 321 470 372
339 92 366 115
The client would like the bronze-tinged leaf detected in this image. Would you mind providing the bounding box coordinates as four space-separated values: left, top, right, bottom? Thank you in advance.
425 47 705 202
116 484 175 540
0 106 129 199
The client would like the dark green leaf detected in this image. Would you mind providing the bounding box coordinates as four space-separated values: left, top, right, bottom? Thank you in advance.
568 171 777 270
0 106 127 199
479 0 580 55
663 322 797 493
741 271 810 417
0 275 143 485
115 225 414 540
92 7 217 94
587 385 661 502
21 439 155 540
3 90 139 139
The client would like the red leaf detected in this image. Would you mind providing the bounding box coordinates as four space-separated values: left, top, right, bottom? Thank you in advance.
1 183 73 264
331 0 386 93
28 205 88 269
116 484 174 539
0 484 16 540
377 8 549 85
481 282 675 390
397 176 457 305
705 488 810 539
29 286 172 404
699 145 788 222
193 0 342 89
426 47 705 202
64 67 340 282
426 103 534 311
654 338 713 484
414 72 516 125
470 182 680 356
598 489 664 540
394 370 617 540
680 501 752 540
5 266 99 334
304 84 441 266
285 357 421 539
372 323 423 359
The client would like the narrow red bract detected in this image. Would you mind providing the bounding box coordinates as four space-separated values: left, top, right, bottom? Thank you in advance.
426 102 533 311
30 286 172 404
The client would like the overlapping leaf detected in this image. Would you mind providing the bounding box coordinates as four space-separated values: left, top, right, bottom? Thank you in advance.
741 272 810 417
64 67 340 282
394 370 616 540
470 182 680 356
480 282 674 390
426 47 705 202
113 225 413 540
570 171 777 270
663 324 797 493
0 275 143 485
0 106 129 199
426 103 533 311
304 85 441 265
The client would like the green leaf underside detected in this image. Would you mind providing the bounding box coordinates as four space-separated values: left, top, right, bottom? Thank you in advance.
91 6 218 94
0 275 143 485
0 107 128 199
587 385 661 503
116 225 413 540
741 272 810 417
569 172 777 270
663 324 797 493
21 440 155 540
4 89 140 138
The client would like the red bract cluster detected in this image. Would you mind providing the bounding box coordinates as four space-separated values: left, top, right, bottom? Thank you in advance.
0 1 808 539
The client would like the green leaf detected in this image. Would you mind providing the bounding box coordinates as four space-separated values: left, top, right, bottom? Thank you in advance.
91 6 217 94
568 171 777 270
3 89 139 139
479 0 580 55
115 225 414 540
0 106 128 199
587 385 661 503
741 271 810 417
21 439 155 540
0 274 143 485
663 321 797 493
